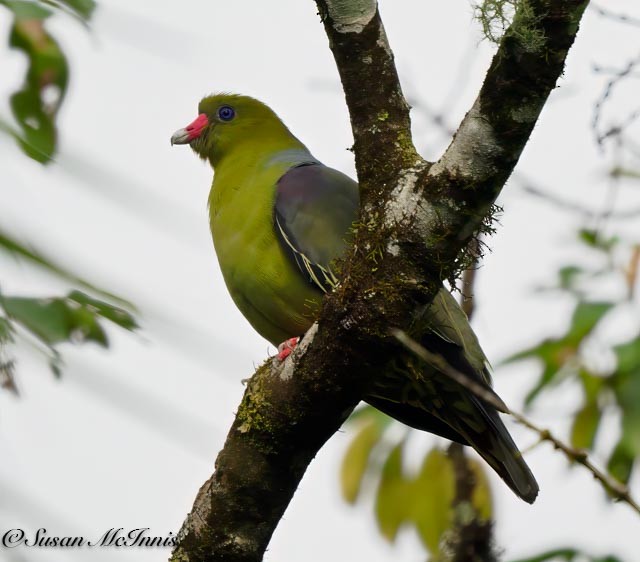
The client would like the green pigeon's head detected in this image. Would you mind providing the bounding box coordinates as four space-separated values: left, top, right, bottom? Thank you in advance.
171 93 300 166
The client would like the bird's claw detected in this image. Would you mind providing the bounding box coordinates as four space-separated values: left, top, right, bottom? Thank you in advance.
276 337 300 361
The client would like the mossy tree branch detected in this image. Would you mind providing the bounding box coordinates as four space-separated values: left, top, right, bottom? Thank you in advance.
170 1 589 561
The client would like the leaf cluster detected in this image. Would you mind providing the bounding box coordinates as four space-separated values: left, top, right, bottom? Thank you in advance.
0 0 95 162
340 406 492 560
0 1 140 388
504 229 640 485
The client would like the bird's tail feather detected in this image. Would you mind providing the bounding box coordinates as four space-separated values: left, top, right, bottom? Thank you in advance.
459 395 539 504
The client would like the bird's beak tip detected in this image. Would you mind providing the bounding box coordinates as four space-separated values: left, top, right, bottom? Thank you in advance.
170 127 191 146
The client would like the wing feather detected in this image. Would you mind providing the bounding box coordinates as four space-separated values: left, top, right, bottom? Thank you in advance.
274 163 359 293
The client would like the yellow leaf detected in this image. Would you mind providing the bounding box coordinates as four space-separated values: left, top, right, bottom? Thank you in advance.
412 448 455 555
469 458 493 521
340 419 384 503
375 442 410 542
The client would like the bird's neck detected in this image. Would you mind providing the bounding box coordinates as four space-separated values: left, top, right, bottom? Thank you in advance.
209 123 310 171
208 134 317 225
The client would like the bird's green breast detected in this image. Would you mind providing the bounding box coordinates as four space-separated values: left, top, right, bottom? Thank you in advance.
208 150 323 346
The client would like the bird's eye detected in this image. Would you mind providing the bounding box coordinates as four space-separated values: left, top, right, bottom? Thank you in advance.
217 106 235 122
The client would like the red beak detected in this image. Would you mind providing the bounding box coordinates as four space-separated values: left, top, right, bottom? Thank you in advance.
171 113 209 145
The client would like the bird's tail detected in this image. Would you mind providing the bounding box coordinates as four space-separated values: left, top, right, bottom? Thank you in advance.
368 388 539 503
462 394 539 504
367 354 539 503
367 287 539 502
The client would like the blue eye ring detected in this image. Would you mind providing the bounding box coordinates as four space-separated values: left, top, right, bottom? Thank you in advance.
217 105 235 122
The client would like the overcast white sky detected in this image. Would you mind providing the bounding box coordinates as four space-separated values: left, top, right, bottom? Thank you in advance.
1 1 640 561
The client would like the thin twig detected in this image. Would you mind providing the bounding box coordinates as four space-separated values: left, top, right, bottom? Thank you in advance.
392 330 640 516
625 244 640 300
590 3 640 27
508 412 640 515
521 182 640 220
592 52 640 150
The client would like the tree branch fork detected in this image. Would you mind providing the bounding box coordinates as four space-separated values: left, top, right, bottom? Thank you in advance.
171 1 590 560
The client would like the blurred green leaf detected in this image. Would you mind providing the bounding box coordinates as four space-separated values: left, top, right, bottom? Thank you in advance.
347 403 394 428
608 335 640 482
570 400 601 450
610 166 640 181
46 0 96 20
2 295 107 346
505 336 577 405
504 301 614 405
0 316 13 342
375 442 410 542
578 229 619 253
568 302 614 344
68 291 138 331
1 291 137 351
608 336 640 482
1 0 51 19
510 547 580 562
509 547 623 562
613 336 640 374
570 370 606 451
468 457 493 521
0 0 96 162
341 418 386 504
8 16 68 163
0 316 17 393
412 448 455 554
557 265 583 291
607 440 635 485
0 228 135 309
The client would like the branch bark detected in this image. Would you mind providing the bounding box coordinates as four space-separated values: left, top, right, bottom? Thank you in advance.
170 2 589 561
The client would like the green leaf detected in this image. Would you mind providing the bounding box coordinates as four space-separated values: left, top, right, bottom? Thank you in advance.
613 336 640 375
0 316 13 343
557 265 583 291
340 419 385 504
1 291 138 351
609 166 640 180
4 15 69 163
504 339 576 405
609 337 640 481
1 0 95 160
578 229 619 253
0 228 135 309
508 548 624 562
68 291 138 331
566 301 614 345
374 442 410 542
0 0 52 20
0 317 17 393
504 301 614 405
44 0 96 20
468 458 493 521
412 448 455 555
579 229 598 247
607 440 634 486
570 400 601 450
347 403 394 428
2 295 107 346
509 547 579 562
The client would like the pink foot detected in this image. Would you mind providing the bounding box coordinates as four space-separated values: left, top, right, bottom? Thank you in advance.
276 337 300 361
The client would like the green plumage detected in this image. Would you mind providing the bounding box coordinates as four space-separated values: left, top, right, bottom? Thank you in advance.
172 93 539 503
